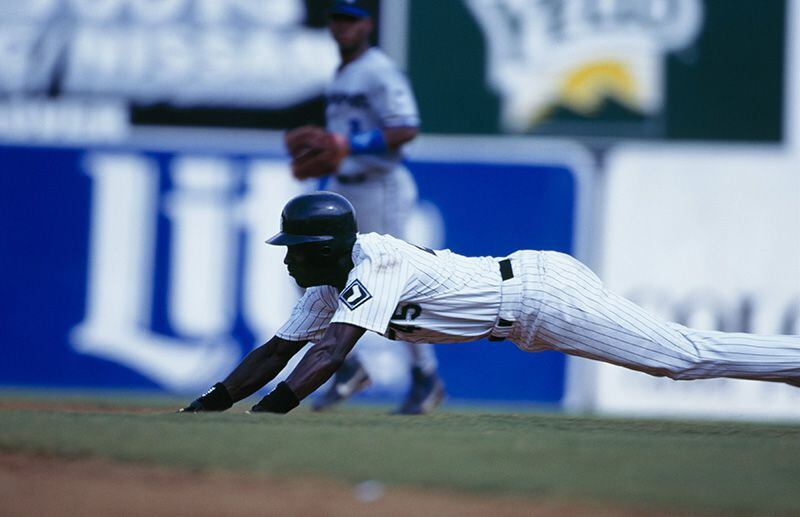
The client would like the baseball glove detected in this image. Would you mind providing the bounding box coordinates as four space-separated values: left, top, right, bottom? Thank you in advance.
284 126 349 180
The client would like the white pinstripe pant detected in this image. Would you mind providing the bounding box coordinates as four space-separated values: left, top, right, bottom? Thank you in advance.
506 251 800 385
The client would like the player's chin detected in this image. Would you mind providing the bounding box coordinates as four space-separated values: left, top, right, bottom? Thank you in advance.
293 279 309 288
289 272 314 289
337 39 361 53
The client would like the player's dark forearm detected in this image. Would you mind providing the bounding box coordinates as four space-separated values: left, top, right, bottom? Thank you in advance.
179 337 305 413
248 323 366 414
247 345 340 414
283 323 366 400
221 337 306 402
283 345 346 400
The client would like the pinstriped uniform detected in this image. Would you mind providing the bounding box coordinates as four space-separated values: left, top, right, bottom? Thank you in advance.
277 233 502 344
515 251 800 383
277 234 800 384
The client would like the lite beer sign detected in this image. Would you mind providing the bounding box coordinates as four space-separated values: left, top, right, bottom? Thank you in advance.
71 153 306 391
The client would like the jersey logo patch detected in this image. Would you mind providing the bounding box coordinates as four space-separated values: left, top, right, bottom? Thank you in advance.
340 280 372 310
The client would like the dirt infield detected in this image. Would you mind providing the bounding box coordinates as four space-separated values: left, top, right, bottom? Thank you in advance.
0 452 669 517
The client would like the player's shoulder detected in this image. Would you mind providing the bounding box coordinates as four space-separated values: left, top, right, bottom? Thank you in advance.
353 233 406 267
362 48 395 67
359 48 405 77
353 232 393 257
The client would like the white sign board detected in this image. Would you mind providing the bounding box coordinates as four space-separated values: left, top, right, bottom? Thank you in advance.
572 144 800 420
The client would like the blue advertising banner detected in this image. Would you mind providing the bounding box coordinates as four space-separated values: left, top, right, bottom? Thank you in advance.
0 132 593 403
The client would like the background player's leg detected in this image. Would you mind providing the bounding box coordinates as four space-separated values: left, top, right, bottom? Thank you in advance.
382 167 445 414
315 172 411 409
311 353 370 411
528 252 800 384
393 342 445 415
406 343 438 375
325 168 445 413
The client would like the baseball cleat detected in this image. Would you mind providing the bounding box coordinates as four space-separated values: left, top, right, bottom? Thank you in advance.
312 356 371 411
392 366 446 415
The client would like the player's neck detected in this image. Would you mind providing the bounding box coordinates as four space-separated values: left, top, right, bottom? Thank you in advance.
331 257 355 291
339 43 370 67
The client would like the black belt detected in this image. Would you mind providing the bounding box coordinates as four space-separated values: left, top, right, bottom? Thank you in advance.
489 259 514 341
499 258 513 281
336 174 368 185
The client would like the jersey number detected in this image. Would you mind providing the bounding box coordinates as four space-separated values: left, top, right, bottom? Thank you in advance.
387 303 422 339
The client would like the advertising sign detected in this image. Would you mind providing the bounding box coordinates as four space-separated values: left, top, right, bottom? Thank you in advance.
465 0 704 133
407 0 786 141
569 144 800 420
0 133 594 403
0 0 380 135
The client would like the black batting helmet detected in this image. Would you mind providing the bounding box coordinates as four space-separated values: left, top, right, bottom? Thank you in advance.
266 191 357 247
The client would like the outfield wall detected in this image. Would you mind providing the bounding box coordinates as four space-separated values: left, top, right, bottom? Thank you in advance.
0 133 593 403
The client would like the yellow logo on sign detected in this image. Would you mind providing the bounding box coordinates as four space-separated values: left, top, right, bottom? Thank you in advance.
560 61 638 115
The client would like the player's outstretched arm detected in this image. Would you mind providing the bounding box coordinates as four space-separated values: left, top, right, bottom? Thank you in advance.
179 336 307 413
249 323 366 413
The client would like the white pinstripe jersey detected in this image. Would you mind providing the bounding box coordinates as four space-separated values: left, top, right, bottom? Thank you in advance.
275 233 800 386
276 233 503 344
325 48 419 176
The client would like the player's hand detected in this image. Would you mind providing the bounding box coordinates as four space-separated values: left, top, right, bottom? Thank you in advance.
249 382 300 414
284 127 349 179
177 382 233 413
177 398 206 413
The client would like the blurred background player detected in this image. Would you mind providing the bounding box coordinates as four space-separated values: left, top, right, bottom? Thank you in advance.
285 0 445 414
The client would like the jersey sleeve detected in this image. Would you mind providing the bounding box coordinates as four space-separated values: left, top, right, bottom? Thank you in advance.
275 287 338 343
330 250 413 334
370 67 420 128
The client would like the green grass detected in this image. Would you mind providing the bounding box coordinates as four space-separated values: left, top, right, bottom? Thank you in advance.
1 393 799 515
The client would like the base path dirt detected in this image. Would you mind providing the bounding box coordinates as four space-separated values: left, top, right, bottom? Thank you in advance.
0 452 670 517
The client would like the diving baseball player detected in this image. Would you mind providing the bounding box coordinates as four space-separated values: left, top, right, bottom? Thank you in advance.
181 192 800 414
283 0 444 414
